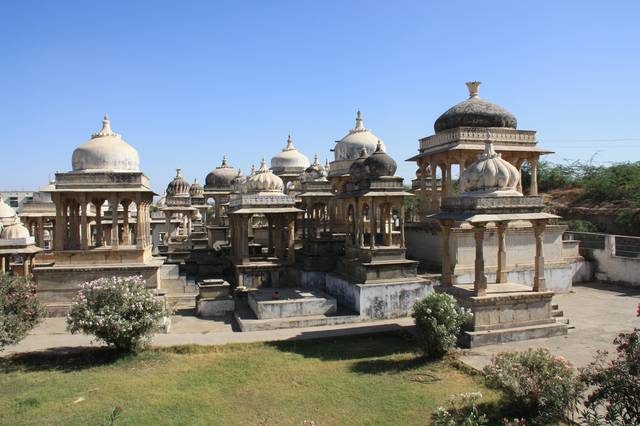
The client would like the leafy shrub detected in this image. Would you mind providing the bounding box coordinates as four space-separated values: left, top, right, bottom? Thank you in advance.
0 274 43 349
483 348 584 425
579 305 640 425
412 293 471 357
431 392 488 426
66 276 165 352
563 219 599 233
580 162 640 208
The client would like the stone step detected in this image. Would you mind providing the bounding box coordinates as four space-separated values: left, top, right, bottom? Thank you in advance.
463 322 568 348
551 309 564 318
235 311 363 332
160 278 189 294
167 293 198 309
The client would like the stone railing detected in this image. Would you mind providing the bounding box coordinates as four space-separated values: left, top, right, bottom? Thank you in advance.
419 127 537 151
565 231 640 286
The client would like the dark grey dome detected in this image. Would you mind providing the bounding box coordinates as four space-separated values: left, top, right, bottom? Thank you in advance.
434 82 517 133
189 178 203 198
166 169 190 197
363 142 397 178
205 156 238 189
348 148 370 183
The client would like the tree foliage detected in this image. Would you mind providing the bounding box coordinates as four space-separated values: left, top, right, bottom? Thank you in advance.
0 274 43 349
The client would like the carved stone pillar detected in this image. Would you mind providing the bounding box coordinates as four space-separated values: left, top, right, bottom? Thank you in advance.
441 220 453 286
122 200 131 245
530 157 539 196
532 220 547 292
80 197 89 250
110 195 119 248
496 221 508 283
54 194 64 251
516 159 524 193
163 210 171 244
473 224 487 296
430 160 438 212
399 203 405 248
287 215 296 265
369 199 376 250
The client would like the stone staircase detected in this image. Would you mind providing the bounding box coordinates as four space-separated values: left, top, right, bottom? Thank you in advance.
158 264 198 310
552 303 573 328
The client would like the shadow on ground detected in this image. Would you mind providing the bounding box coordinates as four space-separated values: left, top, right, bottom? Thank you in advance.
0 346 131 373
267 330 420 362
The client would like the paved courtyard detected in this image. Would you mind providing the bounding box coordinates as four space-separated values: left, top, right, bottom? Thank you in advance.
460 282 640 369
2 282 639 372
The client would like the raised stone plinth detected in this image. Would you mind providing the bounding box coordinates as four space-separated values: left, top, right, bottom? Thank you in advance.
248 288 337 320
196 279 235 318
438 282 568 347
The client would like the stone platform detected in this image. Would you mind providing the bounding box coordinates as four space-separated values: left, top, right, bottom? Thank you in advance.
248 288 337 319
438 282 568 348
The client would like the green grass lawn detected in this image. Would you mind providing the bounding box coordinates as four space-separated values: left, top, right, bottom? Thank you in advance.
0 332 503 425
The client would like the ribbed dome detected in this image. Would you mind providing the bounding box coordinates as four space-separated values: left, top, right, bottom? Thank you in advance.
348 148 370 183
459 140 521 197
271 135 310 170
363 141 397 178
205 156 238 189
301 154 328 182
335 111 386 161
231 169 247 193
434 82 517 133
166 169 190 197
1 222 30 239
246 159 284 193
72 116 140 172
189 178 204 198
0 196 17 227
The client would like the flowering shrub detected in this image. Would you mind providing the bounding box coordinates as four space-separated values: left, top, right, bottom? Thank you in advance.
0 274 43 349
483 348 584 425
66 276 165 352
412 292 472 357
431 392 488 426
579 305 640 425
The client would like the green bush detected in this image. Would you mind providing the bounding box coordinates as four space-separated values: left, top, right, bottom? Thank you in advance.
580 162 640 208
412 293 472 358
0 274 43 349
483 348 584 425
579 306 640 425
66 276 165 352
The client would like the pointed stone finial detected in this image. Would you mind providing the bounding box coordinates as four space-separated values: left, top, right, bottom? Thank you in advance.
285 134 294 150
193 178 198 184
325 158 330 169
375 140 385 153
91 114 120 138
359 147 368 158
258 158 269 172
466 81 481 98
313 154 320 166
355 110 364 130
250 164 256 176
483 130 497 157
176 168 182 177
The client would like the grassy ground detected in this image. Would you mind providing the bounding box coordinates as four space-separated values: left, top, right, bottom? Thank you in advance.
1 332 504 425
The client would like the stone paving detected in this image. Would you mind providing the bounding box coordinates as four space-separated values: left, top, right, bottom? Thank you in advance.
2 282 638 372
459 282 640 370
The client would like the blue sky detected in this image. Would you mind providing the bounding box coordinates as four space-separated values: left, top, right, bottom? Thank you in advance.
1 1 639 192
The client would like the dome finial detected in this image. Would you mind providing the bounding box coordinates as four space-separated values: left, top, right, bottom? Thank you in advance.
285 134 294 150
466 81 481 98
355 110 364 130
259 158 268 172
176 168 182 177
375 140 384 152
313 153 320 166
92 114 117 138
221 155 228 167
250 164 256 176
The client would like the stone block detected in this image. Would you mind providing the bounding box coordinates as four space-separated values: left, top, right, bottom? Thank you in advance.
248 288 337 320
196 297 235 317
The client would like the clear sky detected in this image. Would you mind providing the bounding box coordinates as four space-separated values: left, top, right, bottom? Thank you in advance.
1 1 639 192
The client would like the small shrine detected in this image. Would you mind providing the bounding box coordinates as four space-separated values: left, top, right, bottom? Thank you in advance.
434 136 568 347
161 169 197 263
0 197 42 276
298 154 338 271
204 156 238 247
326 142 432 319
270 135 310 195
